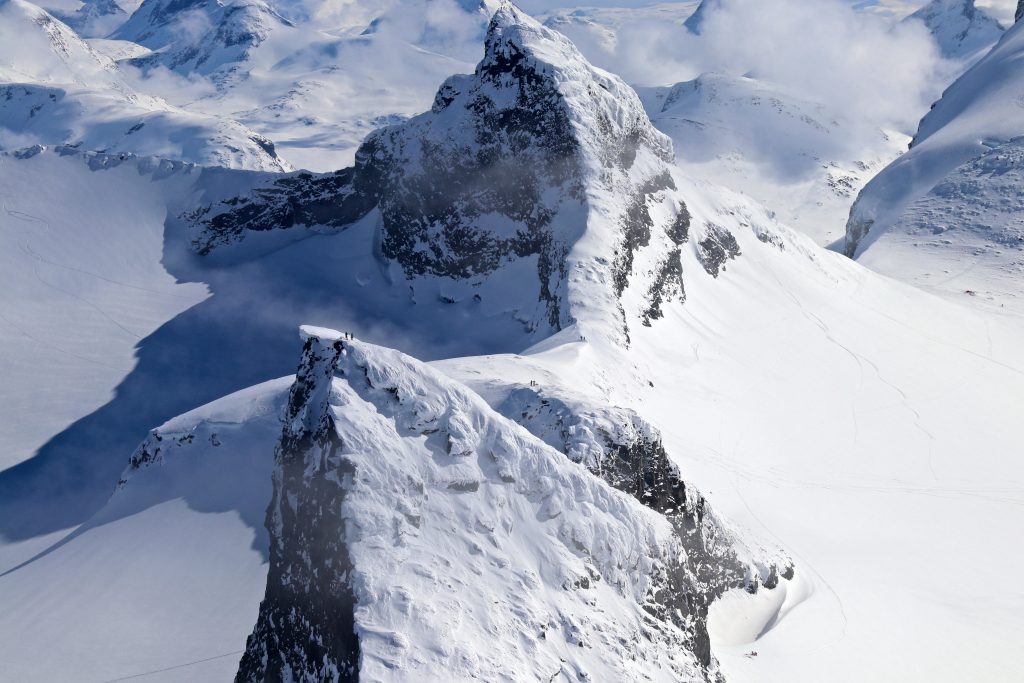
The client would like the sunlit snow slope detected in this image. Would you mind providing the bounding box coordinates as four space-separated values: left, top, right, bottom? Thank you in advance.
847 17 1024 315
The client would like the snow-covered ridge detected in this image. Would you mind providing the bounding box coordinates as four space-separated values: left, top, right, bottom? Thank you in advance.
229 327 787 682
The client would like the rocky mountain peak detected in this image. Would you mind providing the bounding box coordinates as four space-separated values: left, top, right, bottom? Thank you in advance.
906 0 1003 60
193 1 700 344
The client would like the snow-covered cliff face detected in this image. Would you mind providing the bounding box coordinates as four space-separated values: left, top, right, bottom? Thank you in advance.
904 0 1004 61
235 327 787 682
846 16 1024 312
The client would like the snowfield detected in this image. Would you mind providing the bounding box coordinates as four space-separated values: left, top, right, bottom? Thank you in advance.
2 1 1024 682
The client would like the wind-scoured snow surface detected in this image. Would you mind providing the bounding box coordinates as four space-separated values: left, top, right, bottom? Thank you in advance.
847 15 1024 313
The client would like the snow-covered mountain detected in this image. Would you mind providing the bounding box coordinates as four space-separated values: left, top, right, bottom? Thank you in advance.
684 0 718 34
638 73 907 245
846 15 1024 312
55 0 128 38
0 0 289 169
231 328 785 682
112 0 294 77
188 3 767 345
4 2 1024 683
903 0 1004 60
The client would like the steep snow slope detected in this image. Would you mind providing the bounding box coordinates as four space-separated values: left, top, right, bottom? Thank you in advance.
847 17 1024 313
437 220 1024 683
905 0 1004 60
0 0 289 169
638 73 907 245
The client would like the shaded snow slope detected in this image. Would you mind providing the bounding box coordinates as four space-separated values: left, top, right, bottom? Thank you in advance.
0 148 207 474
0 377 286 680
0 0 290 169
847 17 1024 313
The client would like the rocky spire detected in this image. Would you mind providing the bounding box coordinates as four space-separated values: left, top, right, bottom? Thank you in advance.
235 327 359 683
1017 0 1023 23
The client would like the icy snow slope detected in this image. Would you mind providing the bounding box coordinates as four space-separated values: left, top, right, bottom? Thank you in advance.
847 16 1024 314
638 74 907 246
0 0 289 170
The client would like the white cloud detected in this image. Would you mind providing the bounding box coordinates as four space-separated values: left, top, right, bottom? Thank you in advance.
576 0 959 134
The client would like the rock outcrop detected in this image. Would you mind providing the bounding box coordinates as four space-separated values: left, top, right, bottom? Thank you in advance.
236 329 359 683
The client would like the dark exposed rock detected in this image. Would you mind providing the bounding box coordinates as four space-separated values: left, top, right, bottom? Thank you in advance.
235 332 360 683
697 223 741 277
185 168 377 255
643 248 685 325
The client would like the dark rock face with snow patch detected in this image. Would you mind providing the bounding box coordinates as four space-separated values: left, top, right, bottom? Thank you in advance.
186 168 376 255
494 386 791 675
236 332 359 683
